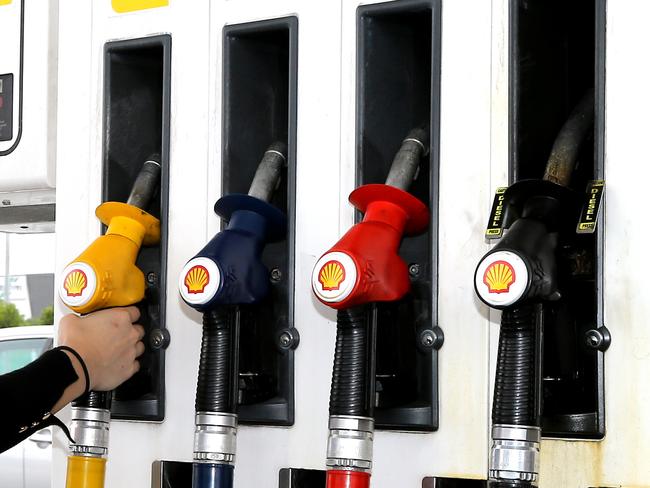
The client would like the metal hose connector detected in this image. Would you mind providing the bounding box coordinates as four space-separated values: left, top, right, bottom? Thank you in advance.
193 412 238 464
68 407 110 458
326 415 374 473
489 424 540 485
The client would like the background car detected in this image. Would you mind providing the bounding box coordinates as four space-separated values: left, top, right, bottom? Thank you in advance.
0 325 54 488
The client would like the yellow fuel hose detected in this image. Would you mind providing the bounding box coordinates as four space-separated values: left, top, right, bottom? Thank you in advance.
65 456 106 488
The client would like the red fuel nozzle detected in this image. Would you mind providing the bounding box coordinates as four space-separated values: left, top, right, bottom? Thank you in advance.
312 183 428 309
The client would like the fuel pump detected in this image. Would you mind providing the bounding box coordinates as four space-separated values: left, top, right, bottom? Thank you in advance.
311 129 429 488
178 143 287 488
58 158 161 488
474 91 595 487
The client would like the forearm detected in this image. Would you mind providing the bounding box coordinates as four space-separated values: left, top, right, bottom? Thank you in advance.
0 347 80 453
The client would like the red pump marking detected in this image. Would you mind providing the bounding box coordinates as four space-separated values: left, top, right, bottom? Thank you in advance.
314 184 429 310
326 470 371 488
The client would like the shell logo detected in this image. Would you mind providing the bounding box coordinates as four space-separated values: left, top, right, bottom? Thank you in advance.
184 265 210 294
63 269 88 297
483 260 516 294
318 260 346 291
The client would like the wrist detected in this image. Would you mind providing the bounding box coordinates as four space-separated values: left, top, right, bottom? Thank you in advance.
59 346 92 394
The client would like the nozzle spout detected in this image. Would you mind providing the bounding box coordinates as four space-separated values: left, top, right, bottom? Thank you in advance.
126 156 162 210
247 142 287 203
543 89 595 187
385 127 429 191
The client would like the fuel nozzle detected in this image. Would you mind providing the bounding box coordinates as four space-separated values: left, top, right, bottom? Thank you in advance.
475 90 593 311
59 157 161 314
311 128 429 309
312 128 429 488
178 143 287 488
60 157 161 488
475 90 594 487
179 143 287 311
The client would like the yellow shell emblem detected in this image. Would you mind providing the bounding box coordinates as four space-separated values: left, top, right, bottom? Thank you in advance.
318 260 346 291
483 260 516 294
64 269 88 297
184 265 210 294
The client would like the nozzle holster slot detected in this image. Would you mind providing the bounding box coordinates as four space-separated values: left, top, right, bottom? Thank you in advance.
356 0 442 432
222 17 298 426
101 35 171 421
508 0 606 439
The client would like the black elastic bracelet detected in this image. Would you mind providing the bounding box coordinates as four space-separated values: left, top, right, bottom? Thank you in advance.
57 346 90 397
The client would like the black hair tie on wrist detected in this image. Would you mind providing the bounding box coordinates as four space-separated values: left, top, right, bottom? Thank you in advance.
57 346 90 397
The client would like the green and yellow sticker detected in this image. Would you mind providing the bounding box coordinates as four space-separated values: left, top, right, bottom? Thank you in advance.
577 180 605 233
112 0 168 13
485 187 508 239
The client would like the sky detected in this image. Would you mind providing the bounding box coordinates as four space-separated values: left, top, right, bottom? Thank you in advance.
0 232 56 276
0 232 56 319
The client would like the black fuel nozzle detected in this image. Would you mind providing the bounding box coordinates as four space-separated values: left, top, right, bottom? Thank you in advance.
474 182 577 309
475 88 593 310
478 89 594 488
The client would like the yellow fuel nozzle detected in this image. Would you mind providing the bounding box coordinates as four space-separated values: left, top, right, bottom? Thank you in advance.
59 158 161 314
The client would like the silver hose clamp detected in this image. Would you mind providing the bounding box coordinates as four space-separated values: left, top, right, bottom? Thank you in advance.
326 415 374 472
69 407 111 457
194 412 238 464
489 424 540 484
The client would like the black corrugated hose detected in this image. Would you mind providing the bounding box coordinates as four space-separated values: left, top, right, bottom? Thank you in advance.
490 304 541 488
492 303 541 426
329 306 375 418
72 391 112 410
195 308 237 413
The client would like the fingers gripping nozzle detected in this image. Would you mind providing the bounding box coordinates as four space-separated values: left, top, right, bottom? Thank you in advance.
59 158 161 314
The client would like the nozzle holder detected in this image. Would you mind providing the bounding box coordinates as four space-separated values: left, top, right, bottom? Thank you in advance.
498 180 580 234
215 193 287 242
96 201 160 246
349 184 429 236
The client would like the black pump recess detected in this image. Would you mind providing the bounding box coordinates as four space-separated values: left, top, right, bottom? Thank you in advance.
222 17 298 426
509 0 606 440
356 0 442 433
101 35 171 422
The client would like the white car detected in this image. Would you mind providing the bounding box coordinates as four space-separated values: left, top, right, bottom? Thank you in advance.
0 326 54 488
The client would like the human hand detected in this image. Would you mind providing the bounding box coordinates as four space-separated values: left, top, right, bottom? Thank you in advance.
58 306 145 391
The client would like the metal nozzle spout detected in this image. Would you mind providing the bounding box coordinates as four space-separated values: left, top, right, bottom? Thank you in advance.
543 89 595 188
385 127 429 191
126 155 162 210
247 142 287 203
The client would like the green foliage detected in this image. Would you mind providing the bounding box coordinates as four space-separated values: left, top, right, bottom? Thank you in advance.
0 301 54 327
26 305 54 326
39 305 54 325
0 300 25 328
